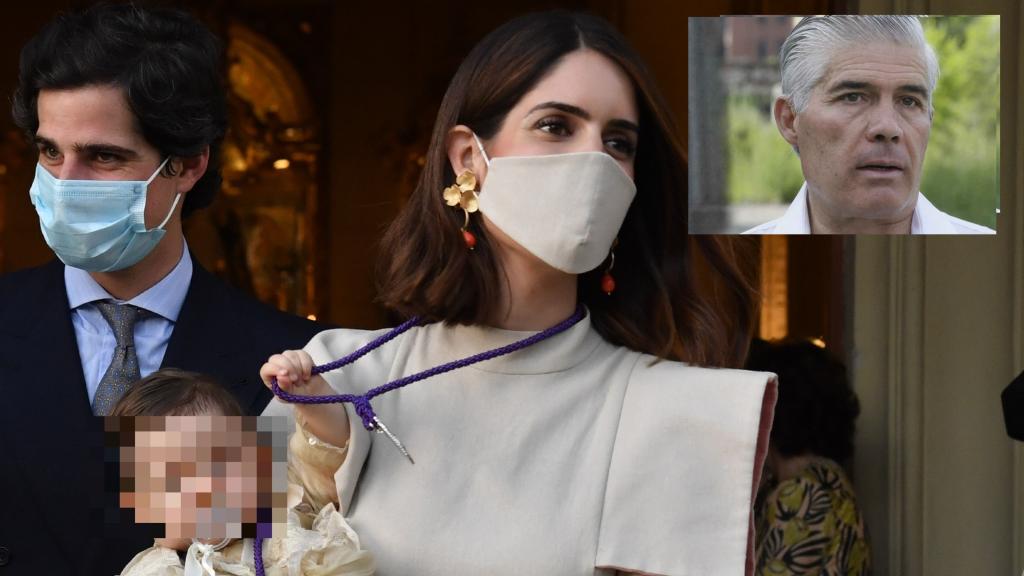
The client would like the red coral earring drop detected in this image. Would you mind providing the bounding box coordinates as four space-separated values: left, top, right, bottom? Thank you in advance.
601 239 618 296
461 214 477 250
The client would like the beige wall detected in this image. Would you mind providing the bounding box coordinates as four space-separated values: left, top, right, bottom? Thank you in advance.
853 2 1023 574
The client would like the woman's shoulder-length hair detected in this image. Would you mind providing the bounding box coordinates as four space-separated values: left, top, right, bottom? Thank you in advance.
376 10 757 368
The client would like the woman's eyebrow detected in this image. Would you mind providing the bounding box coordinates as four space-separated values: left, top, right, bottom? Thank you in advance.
608 119 639 133
527 101 591 119
526 101 638 132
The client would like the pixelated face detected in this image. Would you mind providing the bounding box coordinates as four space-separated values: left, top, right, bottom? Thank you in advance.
113 415 288 540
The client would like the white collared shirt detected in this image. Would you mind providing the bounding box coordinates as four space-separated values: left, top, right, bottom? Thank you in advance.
743 182 995 234
65 240 193 402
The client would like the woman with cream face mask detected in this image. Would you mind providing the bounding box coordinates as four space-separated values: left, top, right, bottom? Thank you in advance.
262 10 776 576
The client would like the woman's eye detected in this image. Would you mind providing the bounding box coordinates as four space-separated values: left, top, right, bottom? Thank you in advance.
605 137 636 158
536 117 571 136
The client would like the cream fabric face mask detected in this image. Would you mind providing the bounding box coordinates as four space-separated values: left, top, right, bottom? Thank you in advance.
473 134 637 274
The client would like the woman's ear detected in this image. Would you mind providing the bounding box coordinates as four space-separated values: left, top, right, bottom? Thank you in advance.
774 97 800 155
447 125 488 183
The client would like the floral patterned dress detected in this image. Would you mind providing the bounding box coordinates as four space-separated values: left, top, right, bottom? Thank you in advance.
755 457 871 576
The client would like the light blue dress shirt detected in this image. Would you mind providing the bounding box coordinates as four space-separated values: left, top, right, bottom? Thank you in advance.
65 240 193 403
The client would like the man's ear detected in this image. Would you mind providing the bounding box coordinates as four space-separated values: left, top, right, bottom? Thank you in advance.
446 125 488 183
774 97 800 154
172 146 210 196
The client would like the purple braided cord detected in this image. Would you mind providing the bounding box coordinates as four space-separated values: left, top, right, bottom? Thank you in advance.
312 315 422 375
261 306 584 573
270 305 585 431
254 536 265 575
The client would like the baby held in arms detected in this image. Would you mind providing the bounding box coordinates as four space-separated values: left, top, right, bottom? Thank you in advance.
109 368 374 576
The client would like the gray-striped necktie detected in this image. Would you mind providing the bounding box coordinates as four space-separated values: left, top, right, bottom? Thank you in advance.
91 300 144 415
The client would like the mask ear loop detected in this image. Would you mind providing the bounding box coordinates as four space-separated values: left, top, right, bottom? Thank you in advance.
471 133 491 168
145 157 172 184
155 194 182 230
147 157 182 231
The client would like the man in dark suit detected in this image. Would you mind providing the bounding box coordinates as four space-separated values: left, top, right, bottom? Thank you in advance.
0 5 324 574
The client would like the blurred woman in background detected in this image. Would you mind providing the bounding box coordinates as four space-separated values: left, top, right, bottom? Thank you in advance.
747 339 871 576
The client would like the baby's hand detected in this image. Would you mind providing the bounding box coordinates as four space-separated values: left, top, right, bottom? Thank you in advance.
261 349 352 449
260 350 332 399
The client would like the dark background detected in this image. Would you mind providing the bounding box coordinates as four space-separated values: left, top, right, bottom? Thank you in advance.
0 0 849 347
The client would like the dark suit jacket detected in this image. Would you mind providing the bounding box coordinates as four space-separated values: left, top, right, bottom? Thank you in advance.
0 258 326 575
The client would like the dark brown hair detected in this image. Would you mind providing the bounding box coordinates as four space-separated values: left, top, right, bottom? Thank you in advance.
110 368 243 417
745 339 860 462
11 3 227 218
376 10 757 367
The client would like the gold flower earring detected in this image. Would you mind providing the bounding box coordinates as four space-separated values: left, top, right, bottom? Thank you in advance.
443 170 480 249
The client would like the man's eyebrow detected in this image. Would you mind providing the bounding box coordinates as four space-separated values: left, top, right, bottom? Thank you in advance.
826 80 930 99
826 80 874 94
527 101 639 133
75 143 141 159
897 84 930 98
32 135 141 159
33 135 57 149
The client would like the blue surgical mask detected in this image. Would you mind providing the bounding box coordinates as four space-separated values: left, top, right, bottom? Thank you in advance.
29 158 180 272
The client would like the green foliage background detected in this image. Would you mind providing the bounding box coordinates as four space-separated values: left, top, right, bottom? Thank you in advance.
726 16 999 229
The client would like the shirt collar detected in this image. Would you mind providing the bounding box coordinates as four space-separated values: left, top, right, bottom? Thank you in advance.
781 182 954 234
65 240 193 321
773 182 813 234
910 192 959 234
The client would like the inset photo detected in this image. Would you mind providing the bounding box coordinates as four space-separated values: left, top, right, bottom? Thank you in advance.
688 15 999 234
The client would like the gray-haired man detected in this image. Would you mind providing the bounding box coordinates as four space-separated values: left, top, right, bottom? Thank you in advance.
745 15 994 234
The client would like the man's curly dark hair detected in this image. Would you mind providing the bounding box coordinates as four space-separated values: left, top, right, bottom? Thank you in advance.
11 2 227 218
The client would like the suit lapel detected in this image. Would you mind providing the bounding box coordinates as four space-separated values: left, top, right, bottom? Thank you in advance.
162 259 265 411
161 257 226 369
14 262 91 408
5 260 92 443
